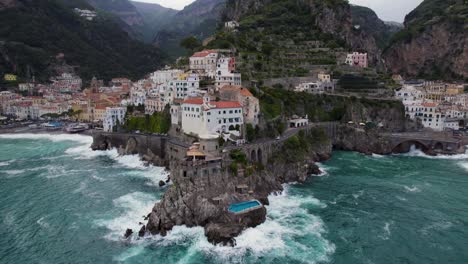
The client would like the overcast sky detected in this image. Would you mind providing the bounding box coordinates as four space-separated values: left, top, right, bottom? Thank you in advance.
135 0 423 22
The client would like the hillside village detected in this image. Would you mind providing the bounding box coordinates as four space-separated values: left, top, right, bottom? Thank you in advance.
1 46 466 139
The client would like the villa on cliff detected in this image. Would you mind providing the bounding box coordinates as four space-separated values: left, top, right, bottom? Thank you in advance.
180 95 243 139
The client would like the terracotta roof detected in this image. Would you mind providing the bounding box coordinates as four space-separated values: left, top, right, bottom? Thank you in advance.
422 102 438 107
211 101 241 109
183 98 204 105
221 85 254 97
191 50 217 58
95 105 107 110
183 97 241 109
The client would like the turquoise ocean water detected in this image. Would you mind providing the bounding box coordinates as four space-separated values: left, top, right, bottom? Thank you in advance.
0 134 467 263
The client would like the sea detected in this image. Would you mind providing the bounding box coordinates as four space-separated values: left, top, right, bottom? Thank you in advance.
0 134 467 264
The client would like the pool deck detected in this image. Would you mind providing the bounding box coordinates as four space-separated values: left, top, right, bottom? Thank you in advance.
228 200 264 215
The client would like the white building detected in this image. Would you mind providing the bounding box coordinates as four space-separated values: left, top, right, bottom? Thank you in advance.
416 102 445 131
395 85 424 103
444 119 460 131
169 74 200 99
150 69 183 84
225 21 239 29
181 95 243 138
103 107 126 132
215 57 241 90
74 8 97 21
51 73 82 93
130 86 147 106
189 50 219 77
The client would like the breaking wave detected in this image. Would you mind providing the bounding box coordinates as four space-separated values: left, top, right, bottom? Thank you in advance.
115 185 334 263
95 192 158 241
402 145 468 160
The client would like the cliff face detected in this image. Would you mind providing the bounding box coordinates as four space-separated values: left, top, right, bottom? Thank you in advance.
350 5 402 49
144 131 332 245
88 0 144 26
383 0 467 79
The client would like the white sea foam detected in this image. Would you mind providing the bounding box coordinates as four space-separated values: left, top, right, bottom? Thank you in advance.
0 133 93 145
316 163 329 177
372 153 385 158
37 216 50 229
116 185 334 263
401 145 468 160
95 192 158 241
3 169 25 175
353 190 365 199
0 160 14 167
379 222 392 240
403 185 421 193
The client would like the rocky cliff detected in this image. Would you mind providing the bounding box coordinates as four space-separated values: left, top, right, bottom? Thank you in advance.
383 0 467 79
144 129 331 245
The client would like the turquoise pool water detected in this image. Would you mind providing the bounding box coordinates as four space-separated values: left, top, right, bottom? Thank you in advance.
228 200 262 213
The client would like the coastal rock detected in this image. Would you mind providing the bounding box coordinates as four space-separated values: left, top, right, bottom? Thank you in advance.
158 180 166 187
138 225 146 237
124 228 133 239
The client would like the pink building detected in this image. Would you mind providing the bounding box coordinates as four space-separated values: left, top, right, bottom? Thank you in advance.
345 52 368 68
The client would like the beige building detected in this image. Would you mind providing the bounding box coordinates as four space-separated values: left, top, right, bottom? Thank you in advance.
219 85 260 126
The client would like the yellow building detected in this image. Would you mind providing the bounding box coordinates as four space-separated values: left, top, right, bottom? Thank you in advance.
4 74 17 81
446 85 464 95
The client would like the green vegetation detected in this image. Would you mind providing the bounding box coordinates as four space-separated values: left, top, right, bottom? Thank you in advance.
124 107 171 133
0 0 166 82
271 128 330 163
206 0 346 80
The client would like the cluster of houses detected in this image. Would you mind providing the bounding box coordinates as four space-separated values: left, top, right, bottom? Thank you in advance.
294 73 336 94
74 8 97 21
395 79 467 131
1 49 259 141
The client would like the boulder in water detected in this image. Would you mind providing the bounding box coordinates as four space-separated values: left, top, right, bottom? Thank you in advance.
124 228 133 239
158 180 166 187
138 225 146 237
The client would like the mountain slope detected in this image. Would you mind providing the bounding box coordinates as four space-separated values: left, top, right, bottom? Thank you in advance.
0 0 165 82
131 1 177 42
350 5 402 49
223 0 382 62
383 0 467 79
202 0 383 80
153 0 227 58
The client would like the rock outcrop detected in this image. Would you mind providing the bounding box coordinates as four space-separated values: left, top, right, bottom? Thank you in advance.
144 137 331 245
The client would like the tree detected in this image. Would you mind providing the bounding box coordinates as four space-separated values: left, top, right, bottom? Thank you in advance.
180 36 201 53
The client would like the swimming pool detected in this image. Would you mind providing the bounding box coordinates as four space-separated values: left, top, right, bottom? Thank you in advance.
228 200 262 214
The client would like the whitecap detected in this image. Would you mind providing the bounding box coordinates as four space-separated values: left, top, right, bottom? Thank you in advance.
3 169 25 175
403 185 421 193
37 216 50 229
400 145 468 160
379 222 392 240
372 153 385 158
0 133 93 145
0 160 14 167
315 163 329 177
352 190 365 199
122 185 334 263
95 192 158 241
